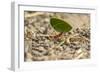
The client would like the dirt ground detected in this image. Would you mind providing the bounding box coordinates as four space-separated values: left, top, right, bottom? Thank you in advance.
24 11 90 61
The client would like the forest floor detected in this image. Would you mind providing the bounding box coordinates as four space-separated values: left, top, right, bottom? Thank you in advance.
24 11 90 61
